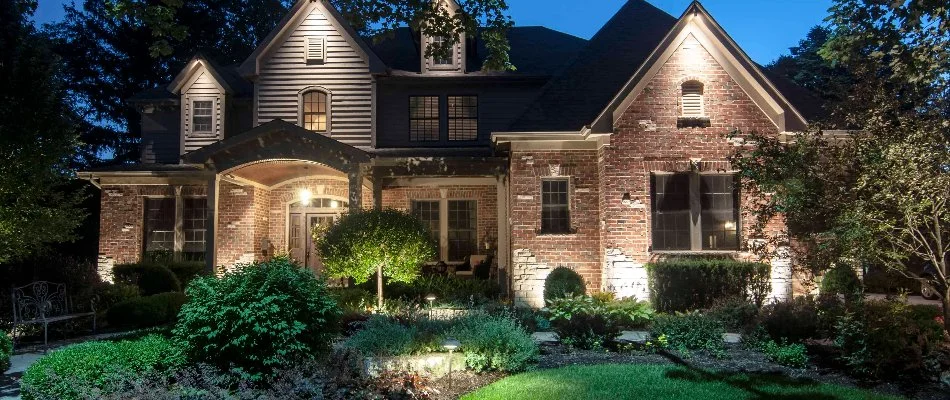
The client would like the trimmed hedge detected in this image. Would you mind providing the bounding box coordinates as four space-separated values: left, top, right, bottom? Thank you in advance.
1 333 11 373
165 262 206 289
647 258 770 313
113 263 181 295
543 267 586 302
20 335 185 400
106 292 187 328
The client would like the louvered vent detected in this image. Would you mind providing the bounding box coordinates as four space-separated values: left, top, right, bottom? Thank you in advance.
304 36 325 63
681 81 704 117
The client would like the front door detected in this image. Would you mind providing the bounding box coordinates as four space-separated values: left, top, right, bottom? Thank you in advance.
289 212 339 273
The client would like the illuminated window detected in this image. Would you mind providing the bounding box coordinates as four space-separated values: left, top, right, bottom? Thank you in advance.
192 100 213 133
301 90 329 132
432 35 453 65
651 173 738 251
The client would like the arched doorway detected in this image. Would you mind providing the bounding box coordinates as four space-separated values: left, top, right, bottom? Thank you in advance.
287 197 348 273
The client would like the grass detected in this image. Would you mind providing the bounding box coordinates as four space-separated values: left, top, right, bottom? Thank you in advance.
462 363 897 400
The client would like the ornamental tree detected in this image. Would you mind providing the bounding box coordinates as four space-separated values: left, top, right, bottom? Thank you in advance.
315 209 436 308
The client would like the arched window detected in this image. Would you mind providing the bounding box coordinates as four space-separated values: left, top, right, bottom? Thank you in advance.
301 90 329 132
680 80 704 117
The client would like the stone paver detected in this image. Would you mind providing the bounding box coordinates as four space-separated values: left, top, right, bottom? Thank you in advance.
531 331 559 344
616 330 649 343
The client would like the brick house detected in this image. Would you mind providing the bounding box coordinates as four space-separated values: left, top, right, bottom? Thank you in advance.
80 0 819 307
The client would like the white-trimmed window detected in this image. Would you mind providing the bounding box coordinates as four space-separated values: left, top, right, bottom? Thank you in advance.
144 197 207 261
192 100 214 133
680 80 704 117
651 173 739 251
411 199 478 262
301 90 329 132
431 35 454 66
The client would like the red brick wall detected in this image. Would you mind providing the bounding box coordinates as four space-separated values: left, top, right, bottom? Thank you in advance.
382 185 498 257
217 182 270 266
267 178 350 251
508 150 601 306
97 184 205 276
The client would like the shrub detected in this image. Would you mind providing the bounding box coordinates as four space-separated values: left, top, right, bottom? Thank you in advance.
173 256 341 380
759 295 844 342
93 282 141 310
604 296 655 330
165 261 206 289
708 297 760 332
345 316 416 357
834 298 945 379
647 258 770 313
448 313 538 372
113 263 181 295
820 263 863 299
761 339 808 368
650 312 725 356
379 274 500 306
1 333 11 373
543 267 585 302
20 335 184 400
106 292 186 328
546 295 618 349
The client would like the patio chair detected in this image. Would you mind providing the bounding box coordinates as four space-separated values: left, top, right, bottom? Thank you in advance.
10 281 96 349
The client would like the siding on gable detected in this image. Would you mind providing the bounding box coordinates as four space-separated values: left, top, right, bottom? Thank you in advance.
256 6 373 147
181 71 225 154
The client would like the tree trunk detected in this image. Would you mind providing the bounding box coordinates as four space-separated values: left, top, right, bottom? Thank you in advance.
377 263 384 310
943 287 950 334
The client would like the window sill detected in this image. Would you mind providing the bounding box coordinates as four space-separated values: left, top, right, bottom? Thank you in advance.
651 250 741 256
536 229 578 237
677 116 711 128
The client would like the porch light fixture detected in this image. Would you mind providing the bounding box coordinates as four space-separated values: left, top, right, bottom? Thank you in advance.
724 221 736 229
298 188 313 206
330 200 339 208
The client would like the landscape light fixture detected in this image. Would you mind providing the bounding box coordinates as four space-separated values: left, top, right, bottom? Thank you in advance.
425 293 437 308
442 338 461 390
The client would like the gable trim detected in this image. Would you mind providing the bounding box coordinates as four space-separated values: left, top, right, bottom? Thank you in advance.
168 57 231 94
238 0 386 77
590 1 808 134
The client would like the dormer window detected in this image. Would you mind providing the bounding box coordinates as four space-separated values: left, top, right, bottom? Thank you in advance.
432 36 453 65
678 80 710 128
300 89 329 132
192 100 214 133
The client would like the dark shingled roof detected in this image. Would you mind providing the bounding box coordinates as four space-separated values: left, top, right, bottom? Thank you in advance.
510 0 678 131
368 26 587 76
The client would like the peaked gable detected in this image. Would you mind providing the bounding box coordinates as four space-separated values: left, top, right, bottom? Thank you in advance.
168 56 231 94
238 0 385 77
591 1 808 133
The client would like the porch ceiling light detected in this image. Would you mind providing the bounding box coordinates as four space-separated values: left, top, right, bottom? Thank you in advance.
299 188 313 206
724 221 736 229
330 200 339 208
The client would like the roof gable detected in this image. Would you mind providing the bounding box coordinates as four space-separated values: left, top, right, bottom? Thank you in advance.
238 0 385 77
590 1 808 133
168 56 232 94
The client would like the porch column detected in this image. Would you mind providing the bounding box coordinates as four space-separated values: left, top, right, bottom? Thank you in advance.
372 177 383 211
348 168 362 213
497 175 510 294
205 174 220 275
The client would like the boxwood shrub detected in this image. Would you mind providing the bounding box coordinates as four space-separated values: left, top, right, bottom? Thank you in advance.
448 313 538 372
113 263 181 295
647 258 770 313
543 266 586 302
20 334 185 400
173 256 341 380
106 292 187 328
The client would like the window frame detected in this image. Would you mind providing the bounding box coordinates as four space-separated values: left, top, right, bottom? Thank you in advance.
429 35 456 69
446 199 478 262
143 197 176 255
410 198 479 262
298 87 331 133
447 95 478 141
142 195 208 261
191 98 215 134
650 172 740 252
540 177 572 234
409 95 441 141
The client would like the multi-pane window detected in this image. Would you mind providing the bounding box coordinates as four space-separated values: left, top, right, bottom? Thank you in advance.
192 100 213 133
541 179 571 233
411 201 441 244
302 91 328 132
144 198 175 253
410 96 440 141
448 96 478 141
432 36 453 65
182 198 207 260
651 173 739 251
448 200 477 262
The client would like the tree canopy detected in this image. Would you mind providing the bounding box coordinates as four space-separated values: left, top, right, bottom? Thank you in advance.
0 0 85 263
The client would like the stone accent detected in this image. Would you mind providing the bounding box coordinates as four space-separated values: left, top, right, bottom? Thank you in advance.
531 331 560 344
511 248 549 308
97 255 115 283
363 353 466 378
768 247 793 302
602 248 649 301
616 330 649 344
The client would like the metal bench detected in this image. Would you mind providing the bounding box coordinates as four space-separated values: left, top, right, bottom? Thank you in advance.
10 281 96 349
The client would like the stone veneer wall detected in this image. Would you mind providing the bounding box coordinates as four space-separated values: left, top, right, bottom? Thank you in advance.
97 184 206 281
508 150 601 308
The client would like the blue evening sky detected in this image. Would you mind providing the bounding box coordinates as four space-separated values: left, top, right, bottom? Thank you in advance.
32 0 832 64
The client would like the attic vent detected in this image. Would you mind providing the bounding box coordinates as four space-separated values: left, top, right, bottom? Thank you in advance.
304 36 325 63
681 81 704 117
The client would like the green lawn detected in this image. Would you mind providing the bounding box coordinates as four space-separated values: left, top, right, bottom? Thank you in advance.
462 363 898 400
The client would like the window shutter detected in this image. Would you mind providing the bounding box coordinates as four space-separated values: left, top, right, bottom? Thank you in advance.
681 81 704 117
304 36 325 62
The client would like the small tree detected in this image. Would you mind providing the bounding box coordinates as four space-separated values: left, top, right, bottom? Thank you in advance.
316 209 436 308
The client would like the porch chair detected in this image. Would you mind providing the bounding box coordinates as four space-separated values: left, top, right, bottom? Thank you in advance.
10 281 96 350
